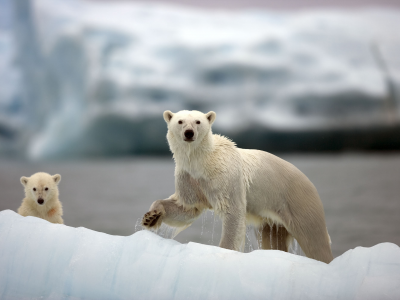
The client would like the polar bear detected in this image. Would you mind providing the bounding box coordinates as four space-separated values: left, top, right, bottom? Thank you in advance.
18 172 64 224
142 110 333 263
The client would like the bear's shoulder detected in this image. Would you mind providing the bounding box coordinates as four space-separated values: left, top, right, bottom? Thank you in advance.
213 134 236 149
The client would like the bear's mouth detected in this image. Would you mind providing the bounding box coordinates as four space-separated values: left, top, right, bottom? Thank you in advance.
184 138 194 142
37 198 44 205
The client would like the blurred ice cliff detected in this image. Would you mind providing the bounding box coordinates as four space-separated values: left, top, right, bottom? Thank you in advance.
1 0 400 159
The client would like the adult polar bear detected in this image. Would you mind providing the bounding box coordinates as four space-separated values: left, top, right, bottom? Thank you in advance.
142 110 333 263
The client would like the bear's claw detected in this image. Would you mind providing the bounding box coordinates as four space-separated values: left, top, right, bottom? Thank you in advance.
142 210 163 228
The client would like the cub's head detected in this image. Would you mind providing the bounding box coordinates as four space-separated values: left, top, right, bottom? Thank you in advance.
20 172 61 206
163 110 216 145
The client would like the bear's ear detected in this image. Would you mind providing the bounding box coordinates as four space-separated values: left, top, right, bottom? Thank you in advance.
20 176 29 186
52 174 61 185
206 111 216 125
163 110 174 124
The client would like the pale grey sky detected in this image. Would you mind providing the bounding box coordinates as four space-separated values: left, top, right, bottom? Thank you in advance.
90 0 400 10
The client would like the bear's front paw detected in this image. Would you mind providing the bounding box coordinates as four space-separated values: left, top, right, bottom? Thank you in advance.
142 209 163 229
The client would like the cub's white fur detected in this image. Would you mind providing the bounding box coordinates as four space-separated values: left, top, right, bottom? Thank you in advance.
142 110 333 263
18 172 64 224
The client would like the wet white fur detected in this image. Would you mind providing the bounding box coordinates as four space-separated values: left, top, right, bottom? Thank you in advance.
146 110 333 263
18 172 64 224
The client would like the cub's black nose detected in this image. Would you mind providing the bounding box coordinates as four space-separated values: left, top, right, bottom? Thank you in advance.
37 199 44 205
184 130 194 139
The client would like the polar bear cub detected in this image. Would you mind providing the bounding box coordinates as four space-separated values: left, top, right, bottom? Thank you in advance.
18 172 64 224
142 110 333 263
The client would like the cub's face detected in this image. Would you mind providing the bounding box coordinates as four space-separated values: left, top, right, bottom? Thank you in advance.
163 110 216 144
20 173 61 206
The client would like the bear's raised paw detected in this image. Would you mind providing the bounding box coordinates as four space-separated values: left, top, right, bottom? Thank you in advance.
142 210 162 228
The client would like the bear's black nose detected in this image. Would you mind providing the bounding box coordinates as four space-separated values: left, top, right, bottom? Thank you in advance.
37 199 44 205
184 130 194 139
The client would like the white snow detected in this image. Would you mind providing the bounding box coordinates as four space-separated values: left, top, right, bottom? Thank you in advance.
0 209 399 299
1 0 400 158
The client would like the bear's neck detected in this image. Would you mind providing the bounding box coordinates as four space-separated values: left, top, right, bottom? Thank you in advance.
169 131 214 176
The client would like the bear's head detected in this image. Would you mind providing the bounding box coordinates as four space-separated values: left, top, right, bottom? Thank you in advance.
163 110 216 146
20 172 61 206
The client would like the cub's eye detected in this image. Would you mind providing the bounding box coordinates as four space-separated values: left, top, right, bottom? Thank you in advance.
33 188 36 191
196 121 201 124
178 120 182 124
45 187 48 191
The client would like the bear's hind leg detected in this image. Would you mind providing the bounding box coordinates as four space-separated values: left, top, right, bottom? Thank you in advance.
290 226 333 264
261 223 289 252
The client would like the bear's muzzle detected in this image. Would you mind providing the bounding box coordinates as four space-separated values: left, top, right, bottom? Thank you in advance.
184 130 194 141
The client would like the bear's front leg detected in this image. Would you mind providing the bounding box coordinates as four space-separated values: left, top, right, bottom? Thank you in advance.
219 207 247 252
142 198 203 230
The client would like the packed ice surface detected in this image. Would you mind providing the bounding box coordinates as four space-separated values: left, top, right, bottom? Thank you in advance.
1 0 400 158
0 210 399 299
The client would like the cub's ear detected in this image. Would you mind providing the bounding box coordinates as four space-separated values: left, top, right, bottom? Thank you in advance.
206 111 216 125
52 174 61 185
163 110 174 123
20 176 29 186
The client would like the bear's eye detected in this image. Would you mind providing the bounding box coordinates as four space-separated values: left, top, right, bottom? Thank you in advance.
196 121 201 124
33 188 36 191
45 187 48 191
178 120 183 124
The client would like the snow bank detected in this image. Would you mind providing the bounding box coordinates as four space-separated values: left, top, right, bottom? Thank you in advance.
0 210 399 299
2 0 400 158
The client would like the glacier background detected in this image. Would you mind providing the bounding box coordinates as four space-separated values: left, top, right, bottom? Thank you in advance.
1 0 400 159
1 209 400 300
